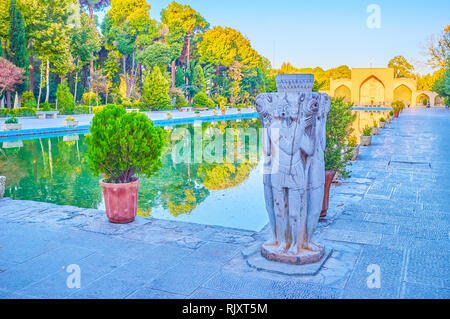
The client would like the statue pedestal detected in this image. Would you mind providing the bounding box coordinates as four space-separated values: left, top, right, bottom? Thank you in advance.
243 244 332 276
261 244 325 265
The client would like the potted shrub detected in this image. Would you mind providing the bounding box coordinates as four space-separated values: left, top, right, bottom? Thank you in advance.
2 117 21 131
193 110 201 117
372 120 379 135
322 98 355 218
379 117 386 128
347 135 360 161
212 109 218 116
360 125 372 146
392 101 404 117
236 107 242 114
85 105 165 223
165 112 173 119
63 116 78 127
389 110 394 121
220 105 226 115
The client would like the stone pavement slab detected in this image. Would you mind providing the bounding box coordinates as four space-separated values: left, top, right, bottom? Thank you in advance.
0 108 449 299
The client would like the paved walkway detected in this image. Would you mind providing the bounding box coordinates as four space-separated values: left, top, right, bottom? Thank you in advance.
0 108 449 299
0 108 254 131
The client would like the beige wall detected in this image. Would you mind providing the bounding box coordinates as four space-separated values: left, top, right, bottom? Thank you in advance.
329 68 441 108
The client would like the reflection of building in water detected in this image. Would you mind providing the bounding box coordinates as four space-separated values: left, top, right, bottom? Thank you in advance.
329 68 440 107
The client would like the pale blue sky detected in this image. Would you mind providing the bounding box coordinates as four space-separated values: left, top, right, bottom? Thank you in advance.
98 0 450 74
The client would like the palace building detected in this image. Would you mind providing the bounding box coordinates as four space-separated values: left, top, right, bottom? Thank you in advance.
328 68 442 107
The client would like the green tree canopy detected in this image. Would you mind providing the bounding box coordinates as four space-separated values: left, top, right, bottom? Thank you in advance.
142 65 171 110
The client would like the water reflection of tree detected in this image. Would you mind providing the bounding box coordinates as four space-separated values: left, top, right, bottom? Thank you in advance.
137 119 261 216
1 119 261 217
0 146 28 189
1 135 103 208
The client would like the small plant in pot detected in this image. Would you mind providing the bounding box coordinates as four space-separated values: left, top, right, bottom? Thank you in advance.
220 105 226 115
347 135 360 161
2 117 21 131
63 116 78 127
360 125 372 146
322 98 355 218
392 101 404 117
389 110 394 120
371 120 379 135
165 112 173 119
86 105 165 223
379 117 386 128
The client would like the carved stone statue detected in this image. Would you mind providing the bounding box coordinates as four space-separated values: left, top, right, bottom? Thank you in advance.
255 74 330 265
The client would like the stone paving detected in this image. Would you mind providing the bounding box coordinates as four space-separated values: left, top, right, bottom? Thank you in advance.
0 107 449 299
0 108 254 131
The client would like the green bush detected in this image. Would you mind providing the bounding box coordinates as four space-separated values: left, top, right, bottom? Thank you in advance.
362 125 372 136
142 66 171 110
0 107 36 117
82 92 97 105
207 98 215 109
132 100 145 110
56 83 75 114
193 92 209 108
392 100 405 111
75 106 90 114
325 97 356 178
347 135 357 147
5 117 18 124
85 105 166 184
39 102 56 111
175 94 188 108
21 91 36 108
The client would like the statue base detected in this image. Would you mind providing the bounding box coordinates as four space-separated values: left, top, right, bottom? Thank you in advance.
261 243 325 265
243 243 332 276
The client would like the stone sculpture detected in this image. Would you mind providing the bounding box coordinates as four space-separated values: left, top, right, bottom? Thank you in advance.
0 176 5 199
255 74 330 265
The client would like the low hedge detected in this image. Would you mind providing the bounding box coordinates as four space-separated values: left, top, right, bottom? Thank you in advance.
0 107 36 117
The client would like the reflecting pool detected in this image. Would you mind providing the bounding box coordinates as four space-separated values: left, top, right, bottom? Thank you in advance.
0 119 268 231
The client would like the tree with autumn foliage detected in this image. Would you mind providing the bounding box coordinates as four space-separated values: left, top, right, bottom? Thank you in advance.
0 57 25 108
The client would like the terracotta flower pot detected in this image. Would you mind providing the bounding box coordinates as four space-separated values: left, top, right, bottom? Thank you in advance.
221 110 226 115
321 170 337 218
394 110 399 118
100 178 140 224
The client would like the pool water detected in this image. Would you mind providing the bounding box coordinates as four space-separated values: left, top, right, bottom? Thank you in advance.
0 119 268 231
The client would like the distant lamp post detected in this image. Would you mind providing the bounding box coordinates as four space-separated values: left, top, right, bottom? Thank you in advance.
87 76 92 114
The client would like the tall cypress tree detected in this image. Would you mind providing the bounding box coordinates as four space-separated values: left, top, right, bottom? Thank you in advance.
8 0 28 100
